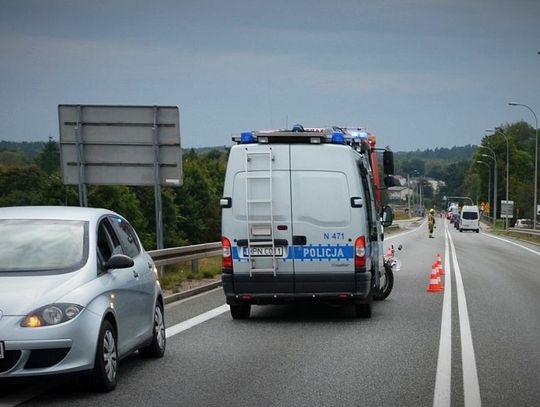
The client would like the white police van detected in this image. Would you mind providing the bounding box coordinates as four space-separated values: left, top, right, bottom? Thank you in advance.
220 126 394 319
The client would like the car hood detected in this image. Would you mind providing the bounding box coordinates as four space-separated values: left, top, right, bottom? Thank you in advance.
0 270 90 316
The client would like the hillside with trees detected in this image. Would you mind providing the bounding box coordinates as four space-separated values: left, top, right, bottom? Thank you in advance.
0 138 228 250
462 121 537 220
1 122 535 248
393 145 477 211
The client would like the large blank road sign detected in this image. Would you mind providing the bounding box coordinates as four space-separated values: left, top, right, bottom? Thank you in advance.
500 200 514 218
59 105 182 186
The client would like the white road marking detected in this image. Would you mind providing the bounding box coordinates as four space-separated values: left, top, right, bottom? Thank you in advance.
481 232 540 256
433 223 452 407
448 228 482 406
386 219 426 241
165 304 229 338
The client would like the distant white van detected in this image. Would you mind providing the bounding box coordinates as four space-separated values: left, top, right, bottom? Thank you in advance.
460 205 480 233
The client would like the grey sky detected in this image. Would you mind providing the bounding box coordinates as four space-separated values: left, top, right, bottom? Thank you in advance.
1 0 539 151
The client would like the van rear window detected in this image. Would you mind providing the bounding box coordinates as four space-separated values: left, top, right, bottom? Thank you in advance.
292 171 351 226
462 212 478 220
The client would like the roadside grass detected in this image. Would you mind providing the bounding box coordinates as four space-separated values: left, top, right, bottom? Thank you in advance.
159 256 221 293
393 212 411 221
384 224 400 235
495 230 540 246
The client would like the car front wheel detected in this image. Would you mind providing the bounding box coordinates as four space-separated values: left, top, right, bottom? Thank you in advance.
86 319 118 392
139 302 166 358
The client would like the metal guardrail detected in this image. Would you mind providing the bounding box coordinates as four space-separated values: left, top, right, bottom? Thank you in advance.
506 227 540 237
148 242 222 270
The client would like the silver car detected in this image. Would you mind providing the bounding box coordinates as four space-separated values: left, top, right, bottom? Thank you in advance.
0 206 165 392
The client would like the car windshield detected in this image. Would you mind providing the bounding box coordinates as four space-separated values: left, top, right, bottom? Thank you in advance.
0 219 87 272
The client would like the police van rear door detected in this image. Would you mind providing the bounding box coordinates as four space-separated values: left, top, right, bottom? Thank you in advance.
289 144 358 293
229 144 294 294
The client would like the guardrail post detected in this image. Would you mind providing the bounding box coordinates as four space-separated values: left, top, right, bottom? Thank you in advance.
191 259 199 274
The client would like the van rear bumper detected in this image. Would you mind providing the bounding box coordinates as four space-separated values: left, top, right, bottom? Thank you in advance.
222 272 371 305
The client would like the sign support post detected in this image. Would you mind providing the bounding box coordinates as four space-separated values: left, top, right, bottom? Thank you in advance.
152 106 164 250
74 105 88 207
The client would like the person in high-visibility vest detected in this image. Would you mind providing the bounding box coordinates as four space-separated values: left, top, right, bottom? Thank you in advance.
428 208 435 238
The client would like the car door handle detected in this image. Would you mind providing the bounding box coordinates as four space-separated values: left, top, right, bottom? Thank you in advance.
133 270 139 279
293 235 307 245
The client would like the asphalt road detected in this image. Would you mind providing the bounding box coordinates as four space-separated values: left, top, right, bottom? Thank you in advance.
2 218 539 406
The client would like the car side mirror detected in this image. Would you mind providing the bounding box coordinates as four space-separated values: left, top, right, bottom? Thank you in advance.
381 205 393 228
105 254 134 270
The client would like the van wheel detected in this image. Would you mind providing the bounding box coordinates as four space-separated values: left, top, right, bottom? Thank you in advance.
85 320 118 392
459 228 463 232
230 304 251 319
373 267 394 301
476 229 479 233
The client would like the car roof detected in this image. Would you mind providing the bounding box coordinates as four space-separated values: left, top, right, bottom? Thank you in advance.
0 206 117 222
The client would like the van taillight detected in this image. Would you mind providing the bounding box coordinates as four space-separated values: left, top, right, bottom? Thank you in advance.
222 237 233 269
355 236 366 269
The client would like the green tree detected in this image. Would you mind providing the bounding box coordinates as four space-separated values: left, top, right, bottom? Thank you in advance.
35 137 60 173
468 121 535 218
0 165 45 206
175 153 221 244
0 149 30 167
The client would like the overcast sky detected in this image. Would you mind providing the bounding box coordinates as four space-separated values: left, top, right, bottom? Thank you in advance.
1 0 539 151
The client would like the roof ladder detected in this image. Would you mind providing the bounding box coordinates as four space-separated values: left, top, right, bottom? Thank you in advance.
244 148 277 276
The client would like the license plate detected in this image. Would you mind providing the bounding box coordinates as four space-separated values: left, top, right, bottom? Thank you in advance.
243 246 284 257
0 341 4 359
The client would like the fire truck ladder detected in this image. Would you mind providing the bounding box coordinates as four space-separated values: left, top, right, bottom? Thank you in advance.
244 147 277 276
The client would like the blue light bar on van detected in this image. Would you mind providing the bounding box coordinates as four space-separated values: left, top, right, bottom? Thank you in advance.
240 131 255 144
347 130 368 142
331 132 345 144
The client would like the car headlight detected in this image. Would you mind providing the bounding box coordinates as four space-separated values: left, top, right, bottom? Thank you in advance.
21 304 83 327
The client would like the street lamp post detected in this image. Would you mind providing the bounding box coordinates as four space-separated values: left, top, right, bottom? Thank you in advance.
487 128 510 228
509 103 538 229
407 170 419 217
476 160 491 217
480 146 497 227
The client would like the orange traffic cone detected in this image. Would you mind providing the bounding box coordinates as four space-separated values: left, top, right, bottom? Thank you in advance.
427 262 443 292
436 253 445 276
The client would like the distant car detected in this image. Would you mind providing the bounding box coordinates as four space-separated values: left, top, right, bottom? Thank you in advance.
0 206 165 392
514 219 533 229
